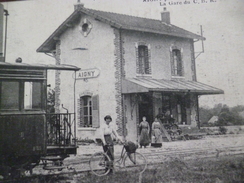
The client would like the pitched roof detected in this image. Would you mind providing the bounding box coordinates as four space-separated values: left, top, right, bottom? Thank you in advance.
37 6 205 53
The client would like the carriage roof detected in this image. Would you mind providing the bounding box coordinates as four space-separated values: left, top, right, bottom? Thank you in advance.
0 62 80 80
0 62 80 71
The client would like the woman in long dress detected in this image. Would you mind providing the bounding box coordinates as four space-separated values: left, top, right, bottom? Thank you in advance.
152 117 163 143
101 115 122 173
139 116 150 148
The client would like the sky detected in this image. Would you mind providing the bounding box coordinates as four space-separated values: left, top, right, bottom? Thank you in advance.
1 0 244 108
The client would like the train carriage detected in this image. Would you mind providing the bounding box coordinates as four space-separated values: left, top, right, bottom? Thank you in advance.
0 61 80 179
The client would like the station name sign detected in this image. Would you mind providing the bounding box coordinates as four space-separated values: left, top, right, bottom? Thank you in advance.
76 68 100 80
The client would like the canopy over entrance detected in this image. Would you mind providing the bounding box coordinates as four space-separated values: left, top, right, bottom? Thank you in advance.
122 78 224 95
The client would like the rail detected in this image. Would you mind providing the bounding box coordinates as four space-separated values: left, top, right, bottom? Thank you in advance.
46 113 76 146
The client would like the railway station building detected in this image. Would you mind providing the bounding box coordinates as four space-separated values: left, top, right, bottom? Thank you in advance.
37 3 224 142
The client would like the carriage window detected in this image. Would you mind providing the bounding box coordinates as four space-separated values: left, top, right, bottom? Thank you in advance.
0 81 19 110
24 82 42 109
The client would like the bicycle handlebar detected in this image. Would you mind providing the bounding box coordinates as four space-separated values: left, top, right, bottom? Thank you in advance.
102 140 126 146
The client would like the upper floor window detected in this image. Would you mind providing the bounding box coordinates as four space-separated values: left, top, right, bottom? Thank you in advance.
78 95 99 128
171 49 183 76
136 43 151 75
79 18 93 37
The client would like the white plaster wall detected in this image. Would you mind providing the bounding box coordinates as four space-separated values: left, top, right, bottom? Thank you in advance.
58 14 117 140
123 94 138 142
122 30 193 80
58 71 76 113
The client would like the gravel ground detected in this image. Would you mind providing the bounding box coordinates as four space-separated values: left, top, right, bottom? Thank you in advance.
76 134 244 157
59 134 244 170
27 134 244 182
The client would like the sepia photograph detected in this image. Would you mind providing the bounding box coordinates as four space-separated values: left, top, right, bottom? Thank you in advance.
0 0 244 182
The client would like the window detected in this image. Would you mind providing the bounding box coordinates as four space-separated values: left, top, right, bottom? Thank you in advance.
82 23 89 32
78 95 99 128
171 49 183 76
79 18 92 37
136 43 151 75
80 96 92 127
0 81 19 110
24 82 42 109
0 81 42 111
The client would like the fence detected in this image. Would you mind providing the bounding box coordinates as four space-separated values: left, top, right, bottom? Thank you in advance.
46 113 75 146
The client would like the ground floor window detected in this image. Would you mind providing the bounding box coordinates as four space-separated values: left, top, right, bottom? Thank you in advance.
80 96 92 127
78 95 99 128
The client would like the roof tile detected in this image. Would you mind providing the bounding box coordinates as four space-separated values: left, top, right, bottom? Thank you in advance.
37 6 205 52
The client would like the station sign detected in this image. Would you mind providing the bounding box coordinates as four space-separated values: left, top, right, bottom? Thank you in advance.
76 68 100 80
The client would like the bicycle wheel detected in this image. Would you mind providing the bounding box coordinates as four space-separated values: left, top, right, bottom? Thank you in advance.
89 152 111 176
124 152 147 173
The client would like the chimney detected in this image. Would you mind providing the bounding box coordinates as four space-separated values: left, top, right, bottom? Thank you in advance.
161 7 170 24
16 57 22 63
74 0 84 11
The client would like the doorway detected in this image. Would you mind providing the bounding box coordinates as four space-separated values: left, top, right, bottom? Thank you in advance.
138 93 153 137
171 95 187 124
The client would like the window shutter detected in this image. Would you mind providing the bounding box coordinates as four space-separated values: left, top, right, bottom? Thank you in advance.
180 48 184 76
170 50 174 75
77 98 80 127
176 50 182 75
92 95 100 128
135 43 139 74
144 46 149 74
79 97 84 127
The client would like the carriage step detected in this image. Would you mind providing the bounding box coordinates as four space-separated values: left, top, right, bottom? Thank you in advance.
41 156 64 161
43 166 65 170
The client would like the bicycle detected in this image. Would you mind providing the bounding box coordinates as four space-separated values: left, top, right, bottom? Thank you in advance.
89 141 147 176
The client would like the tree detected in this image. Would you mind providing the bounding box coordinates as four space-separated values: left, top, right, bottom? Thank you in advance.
199 106 213 126
47 88 55 113
216 105 232 126
212 103 223 116
199 104 244 126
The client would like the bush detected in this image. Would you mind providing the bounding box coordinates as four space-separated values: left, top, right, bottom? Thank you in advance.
229 131 234 134
218 126 227 134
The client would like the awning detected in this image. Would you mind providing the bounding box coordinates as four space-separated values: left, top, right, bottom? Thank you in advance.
122 78 224 95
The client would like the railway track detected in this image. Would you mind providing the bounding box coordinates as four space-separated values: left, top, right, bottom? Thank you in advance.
1 145 244 182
